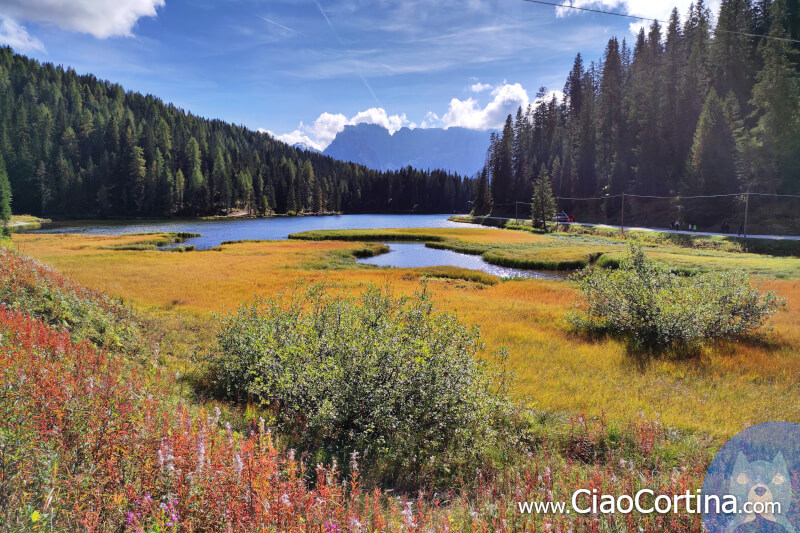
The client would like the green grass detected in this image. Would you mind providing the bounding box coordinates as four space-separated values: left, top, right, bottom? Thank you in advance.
300 243 391 270
450 217 800 279
101 232 201 251
7 214 51 232
484 249 601 270
418 266 499 285
289 229 447 242
454 215 800 257
291 229 608 271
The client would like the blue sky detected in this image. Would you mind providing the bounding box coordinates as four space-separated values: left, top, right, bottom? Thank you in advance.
0 0 719 150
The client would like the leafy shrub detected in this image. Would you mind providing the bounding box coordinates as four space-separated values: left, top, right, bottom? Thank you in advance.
213 283 513 489
0 247 143 352
569 243 785 353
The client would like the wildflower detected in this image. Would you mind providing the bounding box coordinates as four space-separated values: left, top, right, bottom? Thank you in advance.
234 453 243 476
349 517 364 532
196 431 206 473
402 501 416 528
213 406 221 425
324 521 341 533
281 493 291 507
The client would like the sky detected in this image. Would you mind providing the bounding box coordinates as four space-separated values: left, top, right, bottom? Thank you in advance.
0 0 720 151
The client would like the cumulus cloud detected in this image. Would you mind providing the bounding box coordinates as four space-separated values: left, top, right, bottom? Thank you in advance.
441 83 530 130
0 16 45 52
269 83 565 147
265 108 411 151
470 82 493 93
0 0 165 39
555 0 721 34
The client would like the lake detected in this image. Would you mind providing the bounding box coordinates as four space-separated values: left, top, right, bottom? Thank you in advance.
33 214 563 279
358 243 562 279
33 214 471 249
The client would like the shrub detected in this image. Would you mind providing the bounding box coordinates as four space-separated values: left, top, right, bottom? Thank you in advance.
569 242 785 353
0 247 143 353
213 283 513 489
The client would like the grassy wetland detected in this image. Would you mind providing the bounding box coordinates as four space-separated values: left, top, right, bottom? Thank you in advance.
3 222 800 531
11 226 800 438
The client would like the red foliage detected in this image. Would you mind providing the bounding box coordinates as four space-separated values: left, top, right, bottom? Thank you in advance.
0 248 708 531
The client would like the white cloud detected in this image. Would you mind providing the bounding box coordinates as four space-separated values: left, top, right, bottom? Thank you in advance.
265 108 411 151
441 83 530 130
0 0 165 39
419 111 440 129
470 82 493 93
555 0 721 34
0 16 45 52
268 83 567 147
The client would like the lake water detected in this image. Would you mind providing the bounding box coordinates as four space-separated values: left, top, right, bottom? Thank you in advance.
358 243 562 280
33 214 563 279
34 214 472 250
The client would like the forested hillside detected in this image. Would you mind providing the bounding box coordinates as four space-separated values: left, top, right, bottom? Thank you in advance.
0 48 472 218
476 0 800 227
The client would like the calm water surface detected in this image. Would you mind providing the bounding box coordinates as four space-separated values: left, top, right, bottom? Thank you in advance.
34 214 473 250
34 214 565 279
358 243 562 280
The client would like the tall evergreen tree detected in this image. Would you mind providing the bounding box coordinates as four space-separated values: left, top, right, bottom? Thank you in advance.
531 167 556 230
489 116 515 214
472 166 492 216
748 0 800 192
0 155 11 230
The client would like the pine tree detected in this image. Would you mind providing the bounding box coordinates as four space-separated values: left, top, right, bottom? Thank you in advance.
531 167 556 230
0 155 11 231
472 166 492 216
598 38 626 195
687 89 741 223
748 0 800 192
490 115 515 215
713 0 758 107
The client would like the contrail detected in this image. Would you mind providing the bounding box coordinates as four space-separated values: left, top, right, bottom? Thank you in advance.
312 0 381 107
313 0 339 39
260 16 297 33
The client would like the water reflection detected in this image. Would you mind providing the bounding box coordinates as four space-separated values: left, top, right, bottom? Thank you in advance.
358 243 564 280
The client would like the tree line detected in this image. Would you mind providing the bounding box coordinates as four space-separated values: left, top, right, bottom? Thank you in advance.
474 0 800 227
0 47 473 219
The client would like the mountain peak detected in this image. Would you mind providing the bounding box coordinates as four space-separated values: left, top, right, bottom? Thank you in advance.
323 124 491 176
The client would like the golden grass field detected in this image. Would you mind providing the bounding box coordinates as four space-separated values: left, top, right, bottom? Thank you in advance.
12 228 800 440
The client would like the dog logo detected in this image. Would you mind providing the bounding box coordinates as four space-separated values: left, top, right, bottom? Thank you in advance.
703 421 800 533
725 452 794 532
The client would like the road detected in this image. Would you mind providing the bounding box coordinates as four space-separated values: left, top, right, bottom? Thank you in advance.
475 217 800 241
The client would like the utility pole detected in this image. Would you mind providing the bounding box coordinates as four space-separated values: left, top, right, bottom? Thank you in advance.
555 196 560 232
620 192 625 237
743 189 750 243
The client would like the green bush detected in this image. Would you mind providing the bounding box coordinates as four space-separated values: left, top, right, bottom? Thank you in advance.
0 247 144 353
569 243 785 354
213 283 513 489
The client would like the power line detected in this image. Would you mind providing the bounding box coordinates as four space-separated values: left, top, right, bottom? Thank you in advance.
520 0 800 45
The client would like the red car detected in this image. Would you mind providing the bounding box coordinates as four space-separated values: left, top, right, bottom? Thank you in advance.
555 212 575 223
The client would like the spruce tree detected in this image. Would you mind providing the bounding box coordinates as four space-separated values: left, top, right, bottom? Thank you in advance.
0 155 11 232
531 167 556 230
472 166 492 216
749 0 800 192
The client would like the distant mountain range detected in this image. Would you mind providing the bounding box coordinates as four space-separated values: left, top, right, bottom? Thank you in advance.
323 124 492 177
292 142 320 153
